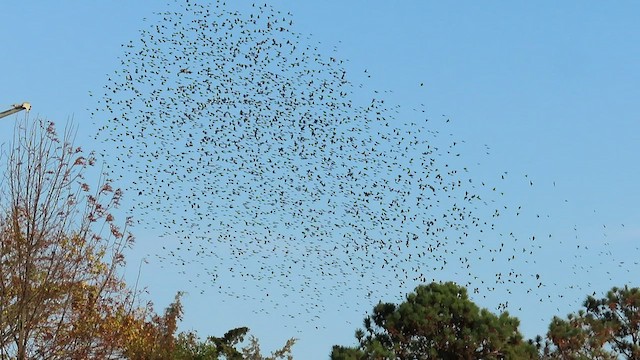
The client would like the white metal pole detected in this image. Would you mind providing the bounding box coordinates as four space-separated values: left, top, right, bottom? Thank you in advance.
0 102 31 120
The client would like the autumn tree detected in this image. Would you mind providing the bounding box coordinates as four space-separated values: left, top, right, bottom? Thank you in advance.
543 286 640 359
332 282 537 360
0 116 140 359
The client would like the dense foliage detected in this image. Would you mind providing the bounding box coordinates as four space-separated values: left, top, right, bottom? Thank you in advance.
541 286 640 359
332 282 538 360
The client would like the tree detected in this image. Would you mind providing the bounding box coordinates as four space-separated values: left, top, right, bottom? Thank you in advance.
124 292 297 360
0 117 139 359
0 115 296 359
332 282 537 360
124 291 186 360
543 286 640 359
241 333 296 360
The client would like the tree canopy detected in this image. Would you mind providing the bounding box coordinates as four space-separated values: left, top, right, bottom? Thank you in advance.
124 292 296 360
542 286 640 360
0 117 139 358
332 282 537 360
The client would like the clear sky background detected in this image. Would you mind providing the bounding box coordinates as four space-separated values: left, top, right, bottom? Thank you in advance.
1 1 639 358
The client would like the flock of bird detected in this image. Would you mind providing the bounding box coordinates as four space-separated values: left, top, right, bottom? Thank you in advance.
92 0 637 330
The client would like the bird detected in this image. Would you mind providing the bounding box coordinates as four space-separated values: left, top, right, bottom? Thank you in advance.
87 0 632 335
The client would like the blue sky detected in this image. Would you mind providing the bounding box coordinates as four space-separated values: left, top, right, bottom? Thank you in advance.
1 1 639 358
